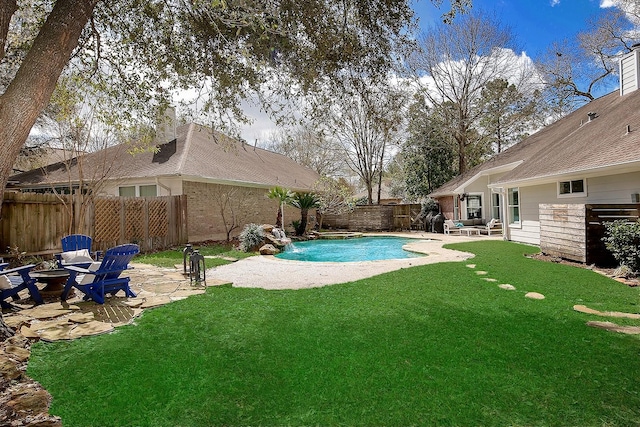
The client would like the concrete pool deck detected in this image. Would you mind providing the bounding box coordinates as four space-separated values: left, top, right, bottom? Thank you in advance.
208 232 503 290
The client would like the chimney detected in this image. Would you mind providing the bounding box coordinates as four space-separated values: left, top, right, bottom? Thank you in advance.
619 43 640 96
587 111 597 122
156 107 177 143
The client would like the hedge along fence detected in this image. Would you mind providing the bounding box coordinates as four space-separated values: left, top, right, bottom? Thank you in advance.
0 192 188 257
321 204 423 231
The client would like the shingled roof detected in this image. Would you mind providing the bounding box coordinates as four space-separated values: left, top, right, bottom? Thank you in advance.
430 88 640 197
11 123 321 191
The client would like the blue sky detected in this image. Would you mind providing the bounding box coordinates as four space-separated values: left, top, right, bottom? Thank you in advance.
414 0 617 59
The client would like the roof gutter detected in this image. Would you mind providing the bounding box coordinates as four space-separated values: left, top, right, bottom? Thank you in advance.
444 161 523 195
488 159 640 189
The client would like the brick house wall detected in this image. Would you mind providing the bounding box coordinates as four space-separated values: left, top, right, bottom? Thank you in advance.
435 196 455 220
184 181 303 242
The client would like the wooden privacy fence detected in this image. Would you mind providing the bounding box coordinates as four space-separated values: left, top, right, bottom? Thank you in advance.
539 203 640 266
322 204 423 231
0 192 188 256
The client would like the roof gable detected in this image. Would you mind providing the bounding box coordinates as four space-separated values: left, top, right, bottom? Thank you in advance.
10 123 321 191
431 89 640 196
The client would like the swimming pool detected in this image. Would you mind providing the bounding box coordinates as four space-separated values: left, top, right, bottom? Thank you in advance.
275 236 426 262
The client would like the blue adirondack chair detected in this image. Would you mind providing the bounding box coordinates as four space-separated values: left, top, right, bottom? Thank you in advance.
56 234 102 267
1 264 44 309
61 244 139 304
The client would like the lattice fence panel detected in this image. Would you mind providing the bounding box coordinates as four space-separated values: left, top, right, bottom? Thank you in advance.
148 199 168 237
125 199 145 241
94 199 121 241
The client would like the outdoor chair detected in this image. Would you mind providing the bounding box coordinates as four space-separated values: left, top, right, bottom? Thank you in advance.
443 219 464 235
484 218 503 236
61 244 139 304
443 219 482 236
0 264 44 309
56 234 102 268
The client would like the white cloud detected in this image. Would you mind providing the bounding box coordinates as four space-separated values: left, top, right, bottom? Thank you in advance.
550 0 560 6
600 0 618 8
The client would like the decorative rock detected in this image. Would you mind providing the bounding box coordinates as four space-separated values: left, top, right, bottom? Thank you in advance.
7 387 51 413
67 312 95 323
140 295 173 308
4 315 32 329
0 355 22 380
525 292 545 300
475 271 488 275
587 321 640 334
68 321 114 340
499 284 516 290
259 244 279 255
4 346 30 363
574 304 640 319
482 278 497 282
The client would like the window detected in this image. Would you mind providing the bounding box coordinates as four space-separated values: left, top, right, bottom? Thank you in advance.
558 179 586 196
508 188 520 225
491 192 501 220
119 184 157 197
139 185 157 197
119 186 136 197
453 196 459 220
465 194 482 219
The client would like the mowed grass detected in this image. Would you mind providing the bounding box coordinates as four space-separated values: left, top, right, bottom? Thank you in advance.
133 244 254 269
28 241 640 426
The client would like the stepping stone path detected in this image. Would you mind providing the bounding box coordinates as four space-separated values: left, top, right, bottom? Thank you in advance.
525 292 545 300
573 304 640 334
463 264 639 335
466 264 544 299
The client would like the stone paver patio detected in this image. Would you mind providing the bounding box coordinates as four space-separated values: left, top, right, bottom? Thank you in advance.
3 263 231 342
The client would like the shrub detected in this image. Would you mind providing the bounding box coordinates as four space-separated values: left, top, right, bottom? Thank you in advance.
239 223 265 252
603 219 640 274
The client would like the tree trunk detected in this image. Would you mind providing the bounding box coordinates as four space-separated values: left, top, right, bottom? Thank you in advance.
299 208 309 235
0 0 99 335
0 0 99 213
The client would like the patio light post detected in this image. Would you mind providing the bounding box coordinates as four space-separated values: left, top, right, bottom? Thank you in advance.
189 250 206 286
182 244 194 276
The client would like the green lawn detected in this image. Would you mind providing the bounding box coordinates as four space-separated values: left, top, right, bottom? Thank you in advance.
28 241 640 426
133 244 254 269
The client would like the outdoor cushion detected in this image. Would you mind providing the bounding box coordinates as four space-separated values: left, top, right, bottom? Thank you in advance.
79 262 103 285
61 249 93 264
0 275 11 290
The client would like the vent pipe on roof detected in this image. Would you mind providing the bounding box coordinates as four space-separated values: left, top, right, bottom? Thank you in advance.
587 111 597 122
626 124 632 134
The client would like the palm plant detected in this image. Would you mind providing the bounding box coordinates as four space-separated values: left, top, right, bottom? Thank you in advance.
267 186 293 229
290 192 320 236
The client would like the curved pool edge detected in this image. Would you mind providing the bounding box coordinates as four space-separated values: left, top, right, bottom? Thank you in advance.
206 232 486 290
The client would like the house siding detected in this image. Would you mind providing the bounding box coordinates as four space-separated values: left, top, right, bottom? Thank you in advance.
507 172 640 245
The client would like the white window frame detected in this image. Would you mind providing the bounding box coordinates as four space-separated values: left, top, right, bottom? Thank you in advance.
508 187 521 227
491 192 501 221
118 184 157 197
453 196 459 220
557 179 587 198
465 193 483 220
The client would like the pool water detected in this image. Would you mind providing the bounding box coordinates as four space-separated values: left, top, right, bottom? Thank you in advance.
275 236 425 262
